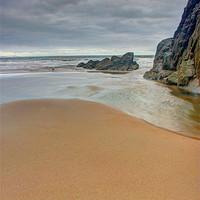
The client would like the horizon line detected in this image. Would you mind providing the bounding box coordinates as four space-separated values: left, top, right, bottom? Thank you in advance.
0 54 155 58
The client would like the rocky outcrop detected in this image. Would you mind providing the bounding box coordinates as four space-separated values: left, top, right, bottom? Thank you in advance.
76 52 139 71
111 56 121 62
95 58 113 70
82 60 100 69
144 0 200 91
143 38 175 80
166 72 179 85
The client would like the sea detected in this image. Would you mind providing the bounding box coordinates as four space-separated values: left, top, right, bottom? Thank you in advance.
0 55 199 138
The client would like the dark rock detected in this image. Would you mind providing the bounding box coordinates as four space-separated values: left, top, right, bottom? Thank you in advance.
109 61 129 71
76 52 139 71
110 52 139 71
143 71 157 80
109 62 139 71
172 0 200 68
121 52 134 64
152 38 174 70
144 69 174 80
129 63 139 70
77 62 86 68
144 0 200 90
111 56 121 62
95 58 113 70
143 38 175 79
83 60 100 69
143 38 175 80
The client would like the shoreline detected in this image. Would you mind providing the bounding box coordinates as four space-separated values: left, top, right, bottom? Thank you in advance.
1 98 200 199
1 63 199 139
1 98 200 140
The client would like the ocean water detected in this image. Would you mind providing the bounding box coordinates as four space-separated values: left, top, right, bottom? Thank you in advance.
0 56 111 73
0 55 199 138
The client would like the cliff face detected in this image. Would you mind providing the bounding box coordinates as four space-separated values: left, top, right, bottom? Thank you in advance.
144 0 200 91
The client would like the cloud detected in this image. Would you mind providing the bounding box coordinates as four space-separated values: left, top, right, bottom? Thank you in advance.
1 0 188 55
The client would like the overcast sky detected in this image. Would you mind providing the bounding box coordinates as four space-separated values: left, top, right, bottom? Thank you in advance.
1 0 188 56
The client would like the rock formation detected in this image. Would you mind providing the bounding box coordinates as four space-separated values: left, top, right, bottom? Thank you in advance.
76 52 139 71
144 0 200 92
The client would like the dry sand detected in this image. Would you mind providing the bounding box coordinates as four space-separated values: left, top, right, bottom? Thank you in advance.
1 99 200 200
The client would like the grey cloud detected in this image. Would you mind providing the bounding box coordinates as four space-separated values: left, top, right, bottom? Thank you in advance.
1 0 188 55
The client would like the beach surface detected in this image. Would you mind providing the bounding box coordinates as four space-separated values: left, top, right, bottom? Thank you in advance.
1 99 200 199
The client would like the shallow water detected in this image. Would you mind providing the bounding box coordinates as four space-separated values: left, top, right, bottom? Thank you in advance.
0 56 199 138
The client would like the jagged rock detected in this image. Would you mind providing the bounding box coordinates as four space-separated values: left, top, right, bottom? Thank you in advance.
143 70 160 80
148 38 174 72
95 58 113 70
77 62 86 68
129 62 139 70
76 52 139 71
110 53 139 71
121 52 134 63
143 38 175 80
111 56 121 62
144 0 200 91
166 72 179 85
144 69 174 80
178 60 196 86
83 60 100 69
172 0 199 68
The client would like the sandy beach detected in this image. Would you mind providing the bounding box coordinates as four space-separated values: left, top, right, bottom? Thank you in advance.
1 99 200 200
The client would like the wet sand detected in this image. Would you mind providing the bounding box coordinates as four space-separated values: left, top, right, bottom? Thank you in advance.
1 99 200 200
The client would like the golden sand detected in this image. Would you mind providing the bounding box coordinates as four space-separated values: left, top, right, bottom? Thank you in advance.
1 99 200 199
